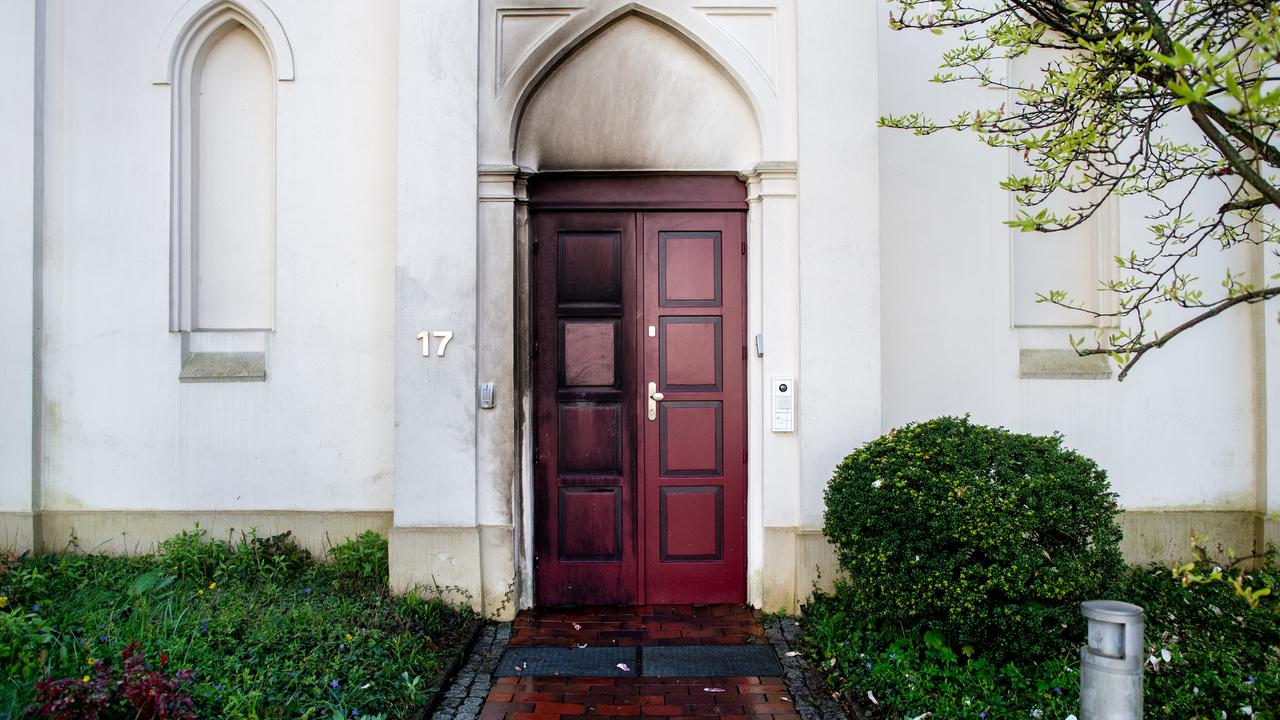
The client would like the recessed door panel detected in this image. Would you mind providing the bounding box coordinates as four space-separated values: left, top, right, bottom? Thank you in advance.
660 232 722 306
559 233 621 305
660 317 721 390
660 486 723 561
562 320 619 388
659 402 722 476
560 488 623 561
559 403 621 474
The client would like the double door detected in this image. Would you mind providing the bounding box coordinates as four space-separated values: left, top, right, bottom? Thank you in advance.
532 209 746 605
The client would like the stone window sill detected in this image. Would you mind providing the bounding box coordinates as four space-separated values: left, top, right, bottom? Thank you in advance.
1019 349 1111 380
179 351 267 383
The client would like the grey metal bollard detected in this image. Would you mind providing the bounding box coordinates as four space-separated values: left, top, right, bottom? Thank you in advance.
1079 600 1144 720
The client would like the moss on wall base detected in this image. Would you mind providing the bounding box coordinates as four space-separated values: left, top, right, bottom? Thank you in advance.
0 512 35 554
767 511 1272 614
388 524 515 620
1118 510 1264 567
32 510 392 558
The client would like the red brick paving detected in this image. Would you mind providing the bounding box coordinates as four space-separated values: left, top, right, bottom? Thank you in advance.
509 604 765 647
478 606 796 720
481 676 801 720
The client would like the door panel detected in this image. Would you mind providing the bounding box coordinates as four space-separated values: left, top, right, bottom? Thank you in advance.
561 320 619 387
660 486 722 561
533 206 745 606
558 487 622 561
660 232 722 305
661 317 721 390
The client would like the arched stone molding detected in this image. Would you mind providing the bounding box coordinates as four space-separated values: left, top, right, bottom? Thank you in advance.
154 0 293 85
155 0 286 341
474 3 800 613
480 0 795 167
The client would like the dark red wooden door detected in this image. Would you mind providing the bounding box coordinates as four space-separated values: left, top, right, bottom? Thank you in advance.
533 212 640 605
532 187 745 606
639 212 746 604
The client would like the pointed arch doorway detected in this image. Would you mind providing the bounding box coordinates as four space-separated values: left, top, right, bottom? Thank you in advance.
481 8 778 607
529 175 748 605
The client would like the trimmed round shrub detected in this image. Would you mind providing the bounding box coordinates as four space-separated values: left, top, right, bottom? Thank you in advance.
823 415 1124 660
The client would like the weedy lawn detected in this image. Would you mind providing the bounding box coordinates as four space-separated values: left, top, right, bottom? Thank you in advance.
0 529 475 720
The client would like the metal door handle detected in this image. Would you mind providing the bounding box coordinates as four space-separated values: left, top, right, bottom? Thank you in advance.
648 382 664 421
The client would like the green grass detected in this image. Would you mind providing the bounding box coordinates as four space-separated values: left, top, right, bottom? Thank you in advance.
799 561 1280 719
0 528 476 720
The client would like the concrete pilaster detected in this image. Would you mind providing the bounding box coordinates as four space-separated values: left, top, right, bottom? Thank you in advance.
1259 204 1280 551
745 163 801 609
390 1 481 606
0 0 37 553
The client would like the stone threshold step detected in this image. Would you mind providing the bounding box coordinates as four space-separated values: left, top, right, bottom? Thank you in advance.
495 644 781 678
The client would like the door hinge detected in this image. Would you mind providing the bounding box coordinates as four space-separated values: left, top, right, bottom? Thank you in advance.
532 239 540 255
741 241 747 255
531 343 539 359
742 345 747 360
743 449 748 464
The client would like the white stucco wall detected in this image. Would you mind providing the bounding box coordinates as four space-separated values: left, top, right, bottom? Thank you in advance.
876 9 1259 513
795 0 881 529
0 2 36 520
6 0 1273 606
36 0 397 515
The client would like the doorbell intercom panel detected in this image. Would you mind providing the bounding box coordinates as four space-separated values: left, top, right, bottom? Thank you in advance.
771 375 794 432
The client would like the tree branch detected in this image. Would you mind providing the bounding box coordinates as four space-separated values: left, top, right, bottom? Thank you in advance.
1219 196 1272 214
1198 101 1280 169
1081 285 1280 380
886 0 1280 379
1189 103 1280 209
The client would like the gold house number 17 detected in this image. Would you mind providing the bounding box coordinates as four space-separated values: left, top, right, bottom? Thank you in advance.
417 331 454 357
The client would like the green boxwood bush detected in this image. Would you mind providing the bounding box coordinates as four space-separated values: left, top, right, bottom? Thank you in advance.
823 415 1124 660
801 559 1280 719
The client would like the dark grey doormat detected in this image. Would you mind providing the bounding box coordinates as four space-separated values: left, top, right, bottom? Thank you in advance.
495 647 638 677
494 645 782 678
642 645 781 677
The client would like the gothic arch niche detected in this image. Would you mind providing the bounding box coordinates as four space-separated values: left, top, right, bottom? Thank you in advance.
191 23 274 330
157 0 291 335
514 13 762 171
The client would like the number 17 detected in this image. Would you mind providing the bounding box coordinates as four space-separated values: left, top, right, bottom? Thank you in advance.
417 330 453 357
